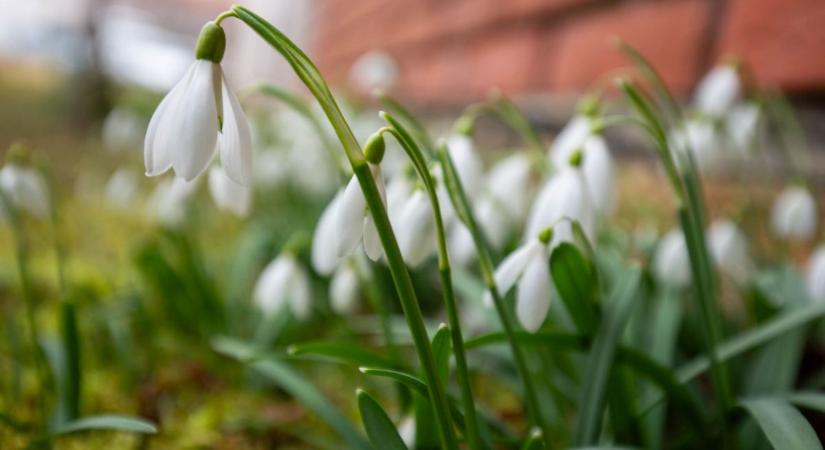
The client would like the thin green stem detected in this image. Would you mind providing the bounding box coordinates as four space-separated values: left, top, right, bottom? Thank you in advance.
436 145 552 443
377 94 436 157
230 7 458 449
381 116 483 450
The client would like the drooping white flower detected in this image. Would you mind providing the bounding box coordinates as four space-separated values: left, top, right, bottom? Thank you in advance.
486 153 533 222
707 218 751 284
146 176 199 226
330 263 360 314
386 172 415 226
448 222 477 267
485 232 553 332
104 168 138 208
551 115 592 160
805 246 825 302
208 166 252 217
102 107 144 152
726 102 761 154
477 195 510 251
771 185 818 241
694 64 740 118
253 253 312 320
396 190 436 267
144 22 252 185
336 163 386 261
525 166 595 246
312 189 346 275
670 119 722 174
446 134 484 200
0 164 50 218
349 50 399 93
653 229 691 288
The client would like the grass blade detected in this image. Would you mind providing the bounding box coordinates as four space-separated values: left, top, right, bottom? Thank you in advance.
357 389 409 450
740 398 822 450
52 415 157 436
288 341 399 370
550 243 599 335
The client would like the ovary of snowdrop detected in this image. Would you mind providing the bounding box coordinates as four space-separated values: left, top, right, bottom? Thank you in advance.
396 190 437 267
0 163 50 218
805 246 825 303
253 252 312 320
348 50 399 94
694 64 741 118
330 263 360 314
146 176 199 226
446 133 484 200
485 228 554 332
653 229 692 288
771 185 818 241
525 161 595 247
144 22 252 185
707 218 751 284
104 168 139 208
208 166 252 217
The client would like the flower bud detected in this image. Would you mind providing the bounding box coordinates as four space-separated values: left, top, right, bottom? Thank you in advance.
363 131 386 164
568 148 584 168
195 22 226 63
537 227 553 245
453 115 475 136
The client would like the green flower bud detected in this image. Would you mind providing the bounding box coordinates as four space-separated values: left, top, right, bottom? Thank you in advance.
538 227 553 245
364 131 386 164
568 148 584 168
195 22 226 63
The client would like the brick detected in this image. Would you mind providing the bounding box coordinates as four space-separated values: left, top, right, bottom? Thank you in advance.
550 0 711 94
717 0 825 92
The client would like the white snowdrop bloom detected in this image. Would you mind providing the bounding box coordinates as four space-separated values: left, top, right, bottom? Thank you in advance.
144 22 252 185
330 263 360 314
525 166 595 246
208 166 252 217
805 246 825 303
312 189 347 275
694 64 740 118
485 232 553 332
707 219 751 284
486 153 533 221
146 176 199 226
102 107 144 152
670 119 722 174
771 185 818 241
253 149 289 189
726 102 761 154
396 190 437 267
448 222 477 267
386 173 415 226
0 164 49 218
104 168 138 207
653 229 691 288
551 114 592 160
336 163 386 261
253 253 312 320
398 414 417 449
349 50 399 93
446 134 484 200
477 195 510 251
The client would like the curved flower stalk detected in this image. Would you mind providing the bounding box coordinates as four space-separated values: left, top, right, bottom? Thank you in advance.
771 185 818 241
707 219 751 285
693 63 741 118
208 166 252 217
330 262 360 314
652 228 692 289
0 162 50 218
805 246 825 303
144 22 252 185
253 252 312 320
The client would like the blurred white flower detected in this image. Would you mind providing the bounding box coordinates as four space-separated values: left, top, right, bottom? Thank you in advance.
771 185 817 241
398 414 416 449
0 164 49 218
551 115 591 160
253 253 312 320
102 107 144 152
448 222 476 267
707 218 751 284
446 134 484 200
396 190 436 267
208 166 252 217
726 102 761 154
525 167 595 246
253 149 289 189
104 168 139 208
694 64 740 117
312 189 346 275
485 235 552 332
386 173 415 226
330 263 360 314
145 24 252 184
349 50 399 93
805 246 825 302
336 163 386 261
653 229 691 288
486 153 533 222
477 195 510 251
670 119 722 174
146 176 199 226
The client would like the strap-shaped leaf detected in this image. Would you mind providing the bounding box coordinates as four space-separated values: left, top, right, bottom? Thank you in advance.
740 398 822 450
357 389 409 450
52 415 157 436
550 243 598 335
288 341 398 370
431 324 452 386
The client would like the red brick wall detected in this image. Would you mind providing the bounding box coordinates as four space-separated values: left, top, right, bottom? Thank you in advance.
313 0 825 106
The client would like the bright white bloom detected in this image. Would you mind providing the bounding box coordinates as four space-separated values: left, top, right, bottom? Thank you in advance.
485 236 552 332
477 196 510 250
771 185 818 241
448 222 477 267
312 189 346 275
805 246 825 302
336 164 386 261
486 154 533 221
551 115 591 160
670 119 722 174
144 24 252 185
0 164 49 218
386 173 415 226
146 176 199 226
398 415 416 449
726 102 761 154
104 168 138 207
707 219 751 284
525 167 595 246
446 134 484 199
396 190 436 267
208 166 252 217
330 263 360 314
349 50 399 93
653 229 691 288
694 64 740 117
253 253 312 320
102 107 144 152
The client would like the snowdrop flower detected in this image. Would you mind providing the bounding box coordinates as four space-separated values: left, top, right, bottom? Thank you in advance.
486 153 533 222
0 163 49 218
396 190 436 267
771 185 818 241
446 134 484 199
694 64 740 118
448 222 477 267
707 219 751 284
551 114 592 160
102 107 143 152
208 166 252 217
477 195 510 250
726 102 761 154
349 50 399 93
485 228 554 332
670 119 722 174
653 229 691 288
104 168 138 207
146 176 199 226
398 414 417 449
144 22 252 185
805 246 825 302
312 189 346 275
386 172 415 225
330 263 360 314
253 252 312 320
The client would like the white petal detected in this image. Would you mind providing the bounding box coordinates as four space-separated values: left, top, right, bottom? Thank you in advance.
336 175 367 257
218 69 253 185
0 165 49 218
171 60 220 181
288 263 313 320
362 215 383 261
486 154 532 220
694 65 740 117
396 191 435 267
581 135 616 215
208 166 252 217
771 186 818 241
494 241 543 295
104 168 138 207
253 256 294 315
145 62 197 176
707 219 750 284
653 229 691 288
446 134 484 199
516 252 551 332
448 222 476 267
550 115 592 165
806 246 825 303
312 189 346 275
330 264 360 314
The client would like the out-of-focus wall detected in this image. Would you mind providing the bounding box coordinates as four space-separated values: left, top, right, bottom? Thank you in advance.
313 0 825 106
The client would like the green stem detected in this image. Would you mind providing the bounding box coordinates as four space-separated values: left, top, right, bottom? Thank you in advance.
436 145 552 443
229 7 458 449
381 116 483 450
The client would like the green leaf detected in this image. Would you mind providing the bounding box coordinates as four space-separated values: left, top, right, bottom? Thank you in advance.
288 341 398 370
740 398 822 450
357 390 409 450
786 391 825 413
431 324 452 386
360 367 428 396
57 301 82 422
550 243 599 335
573 266 642 446
52 415 157 436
